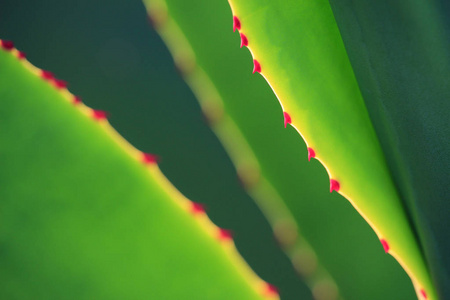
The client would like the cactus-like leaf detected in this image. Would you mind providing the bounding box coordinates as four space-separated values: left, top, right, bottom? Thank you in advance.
328 2 450 297
0 41 277 300
224 0 440 298
144 0 416 299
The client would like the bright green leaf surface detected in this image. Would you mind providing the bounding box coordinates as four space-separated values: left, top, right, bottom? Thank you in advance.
224 0 436 298
0 47 268 300
328 1 450 297
144 0 416 299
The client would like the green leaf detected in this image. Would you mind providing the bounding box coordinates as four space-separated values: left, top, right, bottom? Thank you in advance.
0 42 274 300
144 0 417 299
224 0 437 298
328 1 450 297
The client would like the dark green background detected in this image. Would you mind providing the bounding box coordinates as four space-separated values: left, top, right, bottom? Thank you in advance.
0 0 311 299
328 1 450 297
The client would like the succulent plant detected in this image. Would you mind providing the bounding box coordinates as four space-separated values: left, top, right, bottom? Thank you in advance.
1 0 448 299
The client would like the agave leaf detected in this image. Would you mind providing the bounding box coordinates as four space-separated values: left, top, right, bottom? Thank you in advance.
0 42 275 300
144 0 416 299
328 1 450 297
225 0 436 298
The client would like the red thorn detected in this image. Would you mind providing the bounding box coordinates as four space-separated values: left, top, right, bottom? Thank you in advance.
142 153 159 164
380 239 390 253
53 78 67 89
420 289 427 299
307 148 316 161
330 179 340 193
240 33 248 48
41 70 54 80
72 96 82 105
218 229 233 241
233 16 241 32
1 40 14 50
92 110 108 121
283 112 291 128
17 51 26 59
252 59 261 74
191 202 205 214
266 284 279 296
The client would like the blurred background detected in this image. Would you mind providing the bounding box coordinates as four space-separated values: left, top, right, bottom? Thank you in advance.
0 0 312 298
